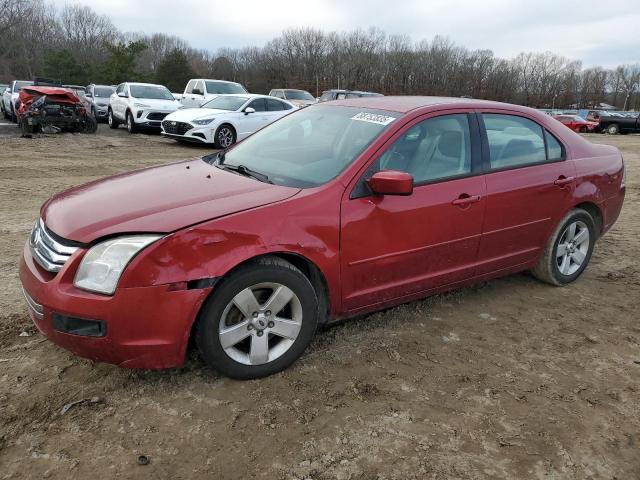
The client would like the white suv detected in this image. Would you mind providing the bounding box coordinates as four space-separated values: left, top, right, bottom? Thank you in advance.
2 80 34 122
180 79 247 108
108 82 180 133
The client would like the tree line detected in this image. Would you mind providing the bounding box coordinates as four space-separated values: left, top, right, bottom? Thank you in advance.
1 0 639 110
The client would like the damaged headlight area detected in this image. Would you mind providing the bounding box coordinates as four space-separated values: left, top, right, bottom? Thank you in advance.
74 235 163 295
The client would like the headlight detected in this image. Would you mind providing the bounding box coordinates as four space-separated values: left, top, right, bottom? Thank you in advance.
74 235 162 295
192 117 217 125
134 103 150 108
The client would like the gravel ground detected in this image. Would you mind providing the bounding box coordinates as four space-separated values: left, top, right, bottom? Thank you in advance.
0 125 638 479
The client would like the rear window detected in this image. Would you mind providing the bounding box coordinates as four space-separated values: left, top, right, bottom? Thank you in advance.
205 81 247 94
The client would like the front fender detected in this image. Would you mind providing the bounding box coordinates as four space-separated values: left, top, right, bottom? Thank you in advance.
119 185 342 312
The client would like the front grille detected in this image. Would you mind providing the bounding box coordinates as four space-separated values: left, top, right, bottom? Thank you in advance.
162 120 192 135
148 112 168 121
29 219 78 273
22 287 43 320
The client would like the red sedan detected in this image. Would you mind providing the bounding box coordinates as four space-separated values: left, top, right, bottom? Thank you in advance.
20 97 626 379
553 114 599 133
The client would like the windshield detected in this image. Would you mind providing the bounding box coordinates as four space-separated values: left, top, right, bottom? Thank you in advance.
220 105 397 188
95 86 115 97
205 81 247 94
130 85 174 100
284 90 314 101
202 96 248 111
14 81 33 92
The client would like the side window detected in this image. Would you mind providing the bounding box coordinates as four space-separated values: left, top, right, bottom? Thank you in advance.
336 93 346 100
248 98 267 112
319 92 332 102
266 98 284 111
185 80 195 93
545 131 564 161
194 80 204 94
482 114 547 169
376 114 472 184
115 84 124 95
274 90 285 99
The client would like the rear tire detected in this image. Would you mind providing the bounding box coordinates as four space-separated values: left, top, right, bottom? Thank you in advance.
607 123 619 135
108 109 119 129
195 256 318 379
531 209 596 286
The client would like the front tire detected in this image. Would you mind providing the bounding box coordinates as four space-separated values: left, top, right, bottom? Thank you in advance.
195 257 318 379
213 124 236 149
531 209 596 286
607 123 619 135
108 109 119 129
126 111 137 134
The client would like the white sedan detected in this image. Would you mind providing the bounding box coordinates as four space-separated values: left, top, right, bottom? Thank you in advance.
161 94 295 148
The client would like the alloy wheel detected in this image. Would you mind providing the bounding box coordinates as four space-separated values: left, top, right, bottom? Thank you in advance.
556 220 590 276
218 282 303 365
218 127 234 147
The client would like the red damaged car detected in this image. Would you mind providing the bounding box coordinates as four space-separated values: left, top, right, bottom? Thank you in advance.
553 114 599 133
20 97 625 379
17 86 97 134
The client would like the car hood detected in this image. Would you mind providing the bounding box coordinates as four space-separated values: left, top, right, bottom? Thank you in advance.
165 108 232 122
133 98 180 110
42 158 300 244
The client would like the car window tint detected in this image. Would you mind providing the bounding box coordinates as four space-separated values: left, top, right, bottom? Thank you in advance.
376 114 472 184
483 114 546 169
248 98 267 112
195 80 204 94
186 80 195 93
546 130 563 161
266 98 285 111
319 92 332 101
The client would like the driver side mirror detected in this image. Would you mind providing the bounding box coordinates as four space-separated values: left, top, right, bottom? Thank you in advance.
244 107 255 115
86 92 93 98
117 91 128 98
367 170 413 196
192 88 203 95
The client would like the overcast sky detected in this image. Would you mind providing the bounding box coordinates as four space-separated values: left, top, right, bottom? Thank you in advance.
56 0 639 68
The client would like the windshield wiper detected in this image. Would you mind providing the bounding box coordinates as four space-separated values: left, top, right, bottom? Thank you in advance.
217 163 272 184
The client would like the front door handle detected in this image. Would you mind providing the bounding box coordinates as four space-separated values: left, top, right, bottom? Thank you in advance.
452 194 481 206
554 176 575 186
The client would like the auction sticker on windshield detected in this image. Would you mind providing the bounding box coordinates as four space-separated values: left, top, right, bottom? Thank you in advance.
351 112 396 125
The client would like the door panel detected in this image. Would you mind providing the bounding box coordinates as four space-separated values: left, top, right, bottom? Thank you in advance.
477 163 576 273
341 177 486 310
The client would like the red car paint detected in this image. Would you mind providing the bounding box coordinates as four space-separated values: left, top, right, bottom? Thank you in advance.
553 114 599 133
17 86 84 117
20 97 626 369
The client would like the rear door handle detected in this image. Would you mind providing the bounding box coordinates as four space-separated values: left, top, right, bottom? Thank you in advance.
452 194 481 206
554 176 574 186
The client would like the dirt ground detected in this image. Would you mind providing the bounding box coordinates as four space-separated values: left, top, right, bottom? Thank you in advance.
0 124 638 479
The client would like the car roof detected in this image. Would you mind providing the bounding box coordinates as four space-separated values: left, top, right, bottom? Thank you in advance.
221 94 280 99
197 79 242 84
327 95 532 114
126 82 168 87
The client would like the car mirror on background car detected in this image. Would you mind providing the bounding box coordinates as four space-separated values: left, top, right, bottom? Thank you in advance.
192 88 203 95
244 107 256 115
367 170 414 196
118 92 128 98
86 92 93 98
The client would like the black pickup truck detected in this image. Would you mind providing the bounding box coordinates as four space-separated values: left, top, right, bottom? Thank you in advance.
596 111 640 134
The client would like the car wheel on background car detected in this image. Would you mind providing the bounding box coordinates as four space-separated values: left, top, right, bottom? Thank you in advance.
607 124 619 135
108 109 119 129
531 208 596 286
195 256 319 379
214 124 236 149
579 126 587 133
126 112 137 134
